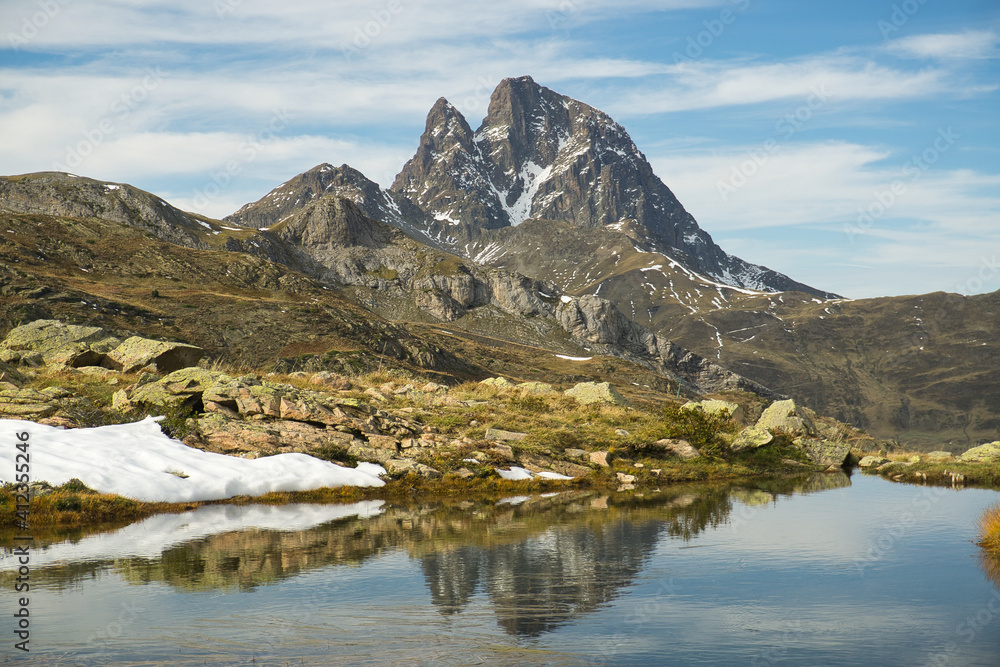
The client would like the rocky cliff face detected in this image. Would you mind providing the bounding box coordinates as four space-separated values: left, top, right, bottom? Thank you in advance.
390 76 835 297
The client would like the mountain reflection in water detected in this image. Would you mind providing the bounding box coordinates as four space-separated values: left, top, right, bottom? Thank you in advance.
2 473 854 639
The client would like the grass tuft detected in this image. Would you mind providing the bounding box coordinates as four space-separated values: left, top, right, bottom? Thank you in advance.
978 502 1000 551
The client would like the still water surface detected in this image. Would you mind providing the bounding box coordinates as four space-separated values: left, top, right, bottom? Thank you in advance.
3 472 1000 666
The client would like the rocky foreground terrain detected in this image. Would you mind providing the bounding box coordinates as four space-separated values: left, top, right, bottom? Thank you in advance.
3 319 999 508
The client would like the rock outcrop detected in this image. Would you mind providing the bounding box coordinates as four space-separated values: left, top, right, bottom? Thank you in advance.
564 381 629 406
0 320 204 376
959 442 1000 463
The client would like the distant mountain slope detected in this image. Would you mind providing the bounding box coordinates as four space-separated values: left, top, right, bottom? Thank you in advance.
0 171 780 400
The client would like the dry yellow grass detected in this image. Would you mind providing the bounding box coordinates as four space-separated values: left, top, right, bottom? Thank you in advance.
978 502 1000 551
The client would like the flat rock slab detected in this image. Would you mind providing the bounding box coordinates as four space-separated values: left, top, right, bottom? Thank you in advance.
485 427 528 441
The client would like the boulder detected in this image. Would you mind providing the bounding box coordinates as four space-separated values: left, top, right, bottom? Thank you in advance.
959 441 1000 463
654 438 701 460
129 368 232 409
564 381 630 406
480 377 515 389
616 472 636 484
926 451 953 461
681 399 744 423
858 455 890 468
756 399 816 436
517 381 556 395
485 427 528 441
589 451 610 467
383 458 441 479
0 319 121 367
792 438 852 467
106 336 203 374
731 425 774 451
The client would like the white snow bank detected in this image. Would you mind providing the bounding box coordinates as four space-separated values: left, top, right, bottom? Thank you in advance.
0 417 385 503
0 501 384 571
496 466 573 481
555 354 593 361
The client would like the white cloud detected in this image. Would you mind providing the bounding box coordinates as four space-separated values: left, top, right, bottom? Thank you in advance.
651 142 1000 298
887 30 1000 60
607 56 951 115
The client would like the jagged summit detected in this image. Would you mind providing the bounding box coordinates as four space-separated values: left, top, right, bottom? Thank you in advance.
390 76 835 297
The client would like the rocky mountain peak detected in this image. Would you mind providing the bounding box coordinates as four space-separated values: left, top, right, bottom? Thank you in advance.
389 77 836 297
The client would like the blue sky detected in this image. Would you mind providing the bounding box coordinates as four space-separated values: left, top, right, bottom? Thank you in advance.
1 0 997 299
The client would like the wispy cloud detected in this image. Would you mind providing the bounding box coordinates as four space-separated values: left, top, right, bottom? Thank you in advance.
886 30 1000 60
608 56 953 115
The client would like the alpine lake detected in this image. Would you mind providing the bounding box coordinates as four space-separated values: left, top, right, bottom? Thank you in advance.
3 471 1000 666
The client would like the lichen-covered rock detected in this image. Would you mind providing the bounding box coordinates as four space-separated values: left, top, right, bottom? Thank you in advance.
756 399 816 436
196 412 361 457
383 458 441 479
654 438 701 460
0 386 70 418
564 381 629 406
0 319 121 367
792 438 851 467
959 441 1000 463
0 359 26 386
858 455 890 468
731 425 774 451
681 399 744 423
106 336 203 374
926 451 953 461
129 368 232 409
480 377 515 389
517 381 555 395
